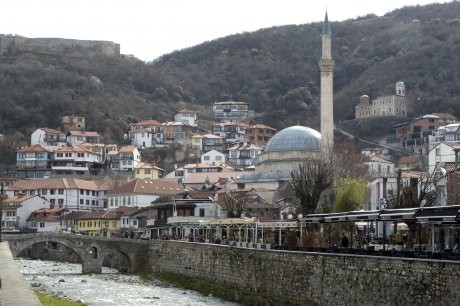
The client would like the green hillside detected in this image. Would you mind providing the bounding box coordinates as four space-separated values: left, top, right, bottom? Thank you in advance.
1 2 460 166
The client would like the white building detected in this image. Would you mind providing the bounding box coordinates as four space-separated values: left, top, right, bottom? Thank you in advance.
31 128 67 149
227 142 263 168
26 207 64 232
51 145 101 176
128 129 153 148
117 146 141 171
67 131 100 146
107 178 186 209
174 109 197 127
364 155 395 177
355 82 407 119
201 149 226 165
1 195 50 231
6 179 106 212
428 142 460 174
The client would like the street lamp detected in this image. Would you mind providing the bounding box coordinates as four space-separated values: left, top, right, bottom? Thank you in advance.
0 183 4 242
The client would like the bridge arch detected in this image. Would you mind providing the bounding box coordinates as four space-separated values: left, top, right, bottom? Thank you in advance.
11 236 87 262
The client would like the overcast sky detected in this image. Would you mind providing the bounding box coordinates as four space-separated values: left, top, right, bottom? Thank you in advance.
0 0 447 62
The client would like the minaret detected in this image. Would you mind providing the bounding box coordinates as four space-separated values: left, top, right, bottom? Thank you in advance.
319 11 335 151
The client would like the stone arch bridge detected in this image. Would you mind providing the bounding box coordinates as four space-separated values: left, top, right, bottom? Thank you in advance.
4 233 149 274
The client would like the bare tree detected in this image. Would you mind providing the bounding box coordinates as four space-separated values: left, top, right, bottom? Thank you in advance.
290 153 335 215
222 191 247 218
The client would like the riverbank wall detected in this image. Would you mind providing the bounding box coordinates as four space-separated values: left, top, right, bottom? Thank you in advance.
148 240 460 305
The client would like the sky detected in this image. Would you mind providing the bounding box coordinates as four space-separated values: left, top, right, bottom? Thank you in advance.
0 0 447 62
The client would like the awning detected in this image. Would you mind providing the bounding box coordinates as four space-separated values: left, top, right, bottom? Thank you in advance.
323 212 348 223
301 214 328 223
415 206 460 223
346 210 380 221
379 208 419 221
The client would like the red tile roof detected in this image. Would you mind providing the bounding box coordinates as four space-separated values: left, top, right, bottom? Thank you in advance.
119 146 137 153
133 120 162 126
8 179 100 191
39 128 65 134
108 178 185 196
17 144 52 153
68 131 99 137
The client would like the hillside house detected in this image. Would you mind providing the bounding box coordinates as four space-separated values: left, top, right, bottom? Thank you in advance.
135 162 165 180
27 207 65 232
428 142 460 174
51 145 101 176
246 124 277 147
31 128 67 149
67 131 100 146
16 144 53 179
77 210 120 237
61 115 85 132
201 149 226 165
212 101 254 121
227 142 263 168
213 121 249 149
398 155 423 171
128 129 153 148
162 121 193 146
174 109 197 127
191 134 224 153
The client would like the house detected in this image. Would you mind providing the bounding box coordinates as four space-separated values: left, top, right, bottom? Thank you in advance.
429 122 460 151
162 121 194 146
1 194 50 231
213 121 249 149
128 129 153 149
182 171 245 190
6 178 105 211
61 115 86 132
428 142 460 174
117 206 143 237
182 162 232 180
30 128 67 149
364 155 395 177
60 211 87 233
135 162 165 180
191 134 224 153
398 155 423 171
129 120 164 146
117 146 141 171
174 109 197 127
246 124 277 147
77 210 120 237
212 101 254 121
16 144 53 179
201 149 226 165
393 114 444 155
51 145 101 176
227 142 263 168
67 131 100 146
79 143 108 164
27 207 65 232
107 178 186 209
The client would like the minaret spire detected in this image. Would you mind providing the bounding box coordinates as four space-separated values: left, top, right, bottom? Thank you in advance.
319 10 335 152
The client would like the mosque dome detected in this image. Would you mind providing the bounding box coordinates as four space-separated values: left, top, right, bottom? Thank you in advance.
264 126 321 153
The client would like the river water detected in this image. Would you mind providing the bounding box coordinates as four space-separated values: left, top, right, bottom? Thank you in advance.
16 259 239 306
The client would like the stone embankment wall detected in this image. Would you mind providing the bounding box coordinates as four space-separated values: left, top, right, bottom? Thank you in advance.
149 241 460 305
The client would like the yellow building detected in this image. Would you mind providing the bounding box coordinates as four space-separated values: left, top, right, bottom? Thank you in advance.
135 162 165 180
77 210 120 237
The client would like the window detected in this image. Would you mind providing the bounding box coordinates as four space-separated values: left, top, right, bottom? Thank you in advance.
77 153 84 158
42 189 47 195
50 199 55 205
80 190 84 195
58 199 64 205
31 221 37 228
199 208 205 217
86 200 89 205
86 190 90 195
39 222 45 228
50 189 56 195
92 191 96 196
92 200 96 206
80 199 84 205
145 169 151 174
58 189 64 195
436 148 441 156
204 156 210 161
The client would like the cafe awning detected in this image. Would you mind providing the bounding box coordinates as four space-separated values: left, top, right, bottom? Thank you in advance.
346 210 380 221
379 208 419 221
415 206 460 224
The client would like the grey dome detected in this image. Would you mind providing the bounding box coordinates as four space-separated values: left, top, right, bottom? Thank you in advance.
264 126 321 153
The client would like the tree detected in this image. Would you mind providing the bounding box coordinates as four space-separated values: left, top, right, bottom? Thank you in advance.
221 191 247 218
290 153 335 215
332 178 367 212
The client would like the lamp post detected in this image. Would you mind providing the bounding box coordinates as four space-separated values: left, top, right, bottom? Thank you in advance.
0 183 4 242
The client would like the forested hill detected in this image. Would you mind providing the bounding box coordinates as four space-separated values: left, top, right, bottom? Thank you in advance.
153 1 460 130
1 2 460 165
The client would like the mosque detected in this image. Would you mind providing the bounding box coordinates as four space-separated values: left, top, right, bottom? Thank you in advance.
237 12 334 189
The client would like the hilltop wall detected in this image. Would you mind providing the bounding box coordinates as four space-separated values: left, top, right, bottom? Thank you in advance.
149 241 460 305
0 34 120 57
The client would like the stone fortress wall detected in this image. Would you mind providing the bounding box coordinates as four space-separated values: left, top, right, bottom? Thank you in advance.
0 34 120 57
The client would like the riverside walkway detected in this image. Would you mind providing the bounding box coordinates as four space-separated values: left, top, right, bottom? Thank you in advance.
0 241 41 306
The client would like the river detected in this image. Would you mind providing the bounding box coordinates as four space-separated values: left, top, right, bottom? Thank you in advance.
16 258 239 306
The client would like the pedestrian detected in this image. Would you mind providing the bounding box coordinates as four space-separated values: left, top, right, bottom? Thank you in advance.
341 234 349 248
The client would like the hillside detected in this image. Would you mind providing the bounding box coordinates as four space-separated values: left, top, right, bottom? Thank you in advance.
1 2 460 166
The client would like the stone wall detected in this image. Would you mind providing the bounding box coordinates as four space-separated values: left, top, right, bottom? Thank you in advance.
148 241 460 305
